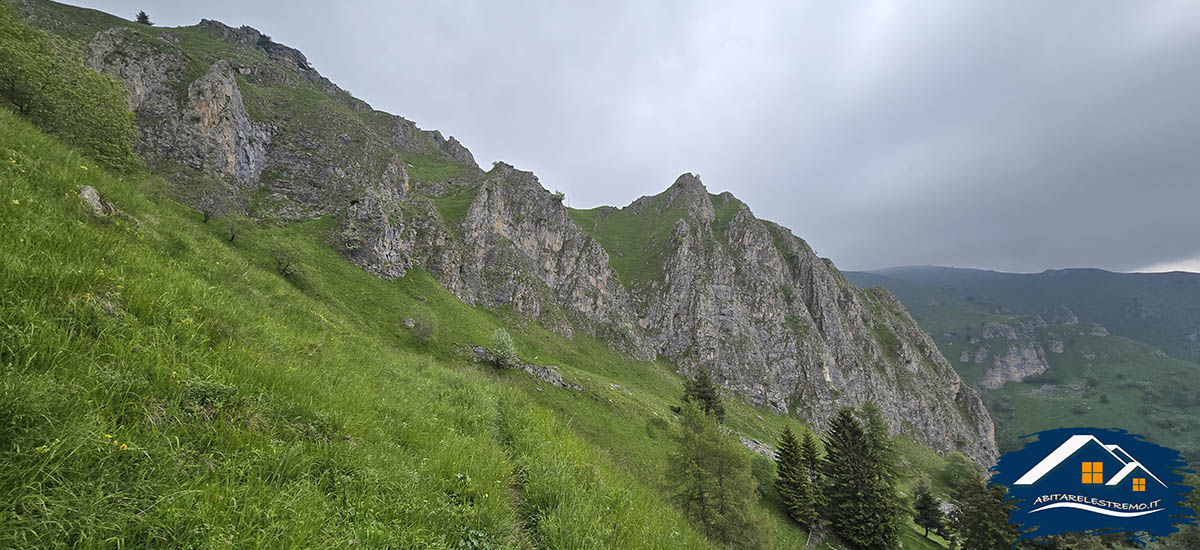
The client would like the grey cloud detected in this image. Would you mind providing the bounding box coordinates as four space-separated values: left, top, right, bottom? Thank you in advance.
74 0 1200 272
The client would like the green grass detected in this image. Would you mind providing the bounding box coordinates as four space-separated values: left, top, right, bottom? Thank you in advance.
406 154 478 185
709 193 743 246
569 195 687 288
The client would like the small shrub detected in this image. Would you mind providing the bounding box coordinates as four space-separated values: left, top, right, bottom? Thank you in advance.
1071 404 1086 415
272 247 312 291
1100 394 1110 404
410 313 436 346
489 328 518 368
552 190 565 202
273 248 298 278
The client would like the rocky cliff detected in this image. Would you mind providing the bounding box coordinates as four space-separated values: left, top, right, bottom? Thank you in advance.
23 5 996 465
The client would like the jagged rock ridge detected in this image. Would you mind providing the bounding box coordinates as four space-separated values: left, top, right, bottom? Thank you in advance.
55 11 996 465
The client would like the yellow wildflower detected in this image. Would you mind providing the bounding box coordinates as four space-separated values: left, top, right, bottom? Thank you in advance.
105 434 112 439
80 165 88 170
10 199 17 205
120 444 128 450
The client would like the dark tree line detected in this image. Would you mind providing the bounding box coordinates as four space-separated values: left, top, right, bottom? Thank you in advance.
668 369 1199 550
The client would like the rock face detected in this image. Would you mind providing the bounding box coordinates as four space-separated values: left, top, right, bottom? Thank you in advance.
85 29 271 190
980 343 1048 390
1045 304 1080 325
61 15 997 467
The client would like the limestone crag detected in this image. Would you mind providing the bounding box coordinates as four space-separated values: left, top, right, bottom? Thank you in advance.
980 343 1048 390
85 29 271 191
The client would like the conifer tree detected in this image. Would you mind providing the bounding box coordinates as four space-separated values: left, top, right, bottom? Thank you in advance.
775 426 816 526
682 368 725 422
950 476 1019 550
668 400 769 548
798 428 823 514
822 407 901 550
860 402 899 482
799 428 821 482
135 11 151 25
912 478 945 538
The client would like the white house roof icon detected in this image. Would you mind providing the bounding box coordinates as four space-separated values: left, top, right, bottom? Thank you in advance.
1013 434 1167 487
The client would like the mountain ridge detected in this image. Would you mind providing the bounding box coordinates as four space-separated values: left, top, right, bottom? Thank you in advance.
15 0 996 466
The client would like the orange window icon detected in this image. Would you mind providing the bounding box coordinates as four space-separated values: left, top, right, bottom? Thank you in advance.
1133 478 1146 492
1082 462 1103 484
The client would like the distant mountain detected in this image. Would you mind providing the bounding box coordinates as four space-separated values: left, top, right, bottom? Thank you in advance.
854 266 1200 362
846 266 1200 461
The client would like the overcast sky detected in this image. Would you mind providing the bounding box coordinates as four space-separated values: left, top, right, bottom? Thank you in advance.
75 1 1200 273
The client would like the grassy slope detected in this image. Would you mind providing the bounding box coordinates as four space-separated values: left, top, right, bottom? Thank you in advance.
0 108 955 548
568 193 686 289
986 328 1200 459
0 110 704 549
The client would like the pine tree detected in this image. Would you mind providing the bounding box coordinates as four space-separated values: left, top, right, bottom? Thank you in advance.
822 407 901 550
860 402 899 482
950 477 1019 550
682 368 725 422
798 428 823 515
775 426 816 526
135 11 152 25
799 428 821 482
912 478 945 538
668 400 769 548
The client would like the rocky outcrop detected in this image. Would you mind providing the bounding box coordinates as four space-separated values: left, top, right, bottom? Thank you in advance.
436 164 646 352
468 346 581 391
1047 336 1065 353
1044 304 1080 325
740 436 776 460
982 322 1018 340
980 343 1049 390
85 29 271 193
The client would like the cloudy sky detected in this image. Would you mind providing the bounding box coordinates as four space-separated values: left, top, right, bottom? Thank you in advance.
76 1 1200 273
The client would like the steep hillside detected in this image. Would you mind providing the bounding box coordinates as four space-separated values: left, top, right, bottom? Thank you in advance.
12 0 996 466
847 268 1200 461
0 96 972 549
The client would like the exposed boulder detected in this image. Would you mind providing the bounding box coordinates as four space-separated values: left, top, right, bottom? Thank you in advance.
1047 336 1065 353
78 186 116 217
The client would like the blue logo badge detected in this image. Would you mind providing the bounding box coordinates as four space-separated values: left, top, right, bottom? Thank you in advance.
990 427 1195 543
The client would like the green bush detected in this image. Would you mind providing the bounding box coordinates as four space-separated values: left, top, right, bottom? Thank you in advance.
489 328 518 367
0 4 138 171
